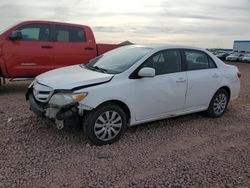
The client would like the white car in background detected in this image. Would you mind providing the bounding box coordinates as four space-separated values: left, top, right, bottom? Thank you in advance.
226 53 243 61
241 54 250 63
26 45 241 145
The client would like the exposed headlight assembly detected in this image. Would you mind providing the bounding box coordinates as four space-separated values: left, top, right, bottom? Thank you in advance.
49 92 88 107
28 80 35 88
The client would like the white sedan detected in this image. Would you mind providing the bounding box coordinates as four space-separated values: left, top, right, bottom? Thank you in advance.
26 45 241 145
242 54 250 63
226 53 243 61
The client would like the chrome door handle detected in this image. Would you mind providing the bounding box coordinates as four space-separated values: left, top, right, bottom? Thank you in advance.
176 78 186 83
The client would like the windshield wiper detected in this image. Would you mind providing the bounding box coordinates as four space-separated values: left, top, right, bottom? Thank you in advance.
84 64 108 73
92 66 108 73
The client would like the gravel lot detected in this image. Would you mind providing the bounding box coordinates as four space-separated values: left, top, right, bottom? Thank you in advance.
0 62 249 188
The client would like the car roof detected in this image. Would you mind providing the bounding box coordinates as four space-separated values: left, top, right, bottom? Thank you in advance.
131 44 208 52
15 20 90 29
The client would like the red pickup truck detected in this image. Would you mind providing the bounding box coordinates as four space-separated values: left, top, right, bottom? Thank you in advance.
0 21 121 79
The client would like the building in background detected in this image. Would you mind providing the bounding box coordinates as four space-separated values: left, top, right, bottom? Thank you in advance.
233 40 250 53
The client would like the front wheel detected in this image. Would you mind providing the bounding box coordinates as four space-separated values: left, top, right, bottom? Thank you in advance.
83 103 127 145
207 89 229 118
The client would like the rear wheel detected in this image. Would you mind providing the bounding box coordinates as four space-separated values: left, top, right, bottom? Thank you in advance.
207 89 229 117
83 103 127 145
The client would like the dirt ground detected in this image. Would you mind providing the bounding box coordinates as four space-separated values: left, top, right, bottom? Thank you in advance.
0 62 249 188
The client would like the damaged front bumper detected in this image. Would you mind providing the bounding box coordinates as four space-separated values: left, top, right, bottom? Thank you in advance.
27 90 84 129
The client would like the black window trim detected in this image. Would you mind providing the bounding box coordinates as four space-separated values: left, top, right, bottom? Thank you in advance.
7 23 53 42
129 49 185 79
180 49 217 71
51 24 86 43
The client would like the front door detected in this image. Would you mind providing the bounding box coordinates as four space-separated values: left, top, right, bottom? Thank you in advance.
131 49 188 121
3 23 54 77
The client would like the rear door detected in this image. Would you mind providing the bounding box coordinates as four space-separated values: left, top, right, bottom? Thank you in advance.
183 50 220 111
52 24 97 68
3 23 54 77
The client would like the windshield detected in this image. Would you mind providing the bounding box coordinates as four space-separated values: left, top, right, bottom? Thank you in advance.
0 28 7 35
0 22 18 35
84 46 152 74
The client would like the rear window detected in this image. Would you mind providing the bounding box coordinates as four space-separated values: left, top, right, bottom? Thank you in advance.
54 25 86 43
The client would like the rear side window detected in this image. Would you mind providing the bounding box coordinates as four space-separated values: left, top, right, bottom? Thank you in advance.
54 25 86 42
208 57 217 68
143 50 182 75
184 50 216 70
15 24 50 41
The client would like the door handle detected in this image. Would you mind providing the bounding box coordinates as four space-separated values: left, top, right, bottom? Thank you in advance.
85 47 94 50
176 78 186 83
41 45 53 49
212 73 220 78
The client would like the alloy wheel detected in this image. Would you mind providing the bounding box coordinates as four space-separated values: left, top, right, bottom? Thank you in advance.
94 111 122 141
213 93 227 115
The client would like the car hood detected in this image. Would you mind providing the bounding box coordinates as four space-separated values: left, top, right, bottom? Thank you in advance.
36 65 114 90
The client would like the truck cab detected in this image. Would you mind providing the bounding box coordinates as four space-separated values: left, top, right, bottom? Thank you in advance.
0 21 120 78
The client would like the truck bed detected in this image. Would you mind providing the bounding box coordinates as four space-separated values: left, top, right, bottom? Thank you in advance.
97 43 121 56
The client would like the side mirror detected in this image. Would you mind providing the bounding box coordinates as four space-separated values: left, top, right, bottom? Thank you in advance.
138 67 155 78
8 30 23 40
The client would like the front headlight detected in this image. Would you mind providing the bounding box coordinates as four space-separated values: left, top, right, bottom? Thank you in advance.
49 92 88 107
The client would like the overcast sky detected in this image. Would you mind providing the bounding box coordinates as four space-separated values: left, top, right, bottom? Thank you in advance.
0 0 249 48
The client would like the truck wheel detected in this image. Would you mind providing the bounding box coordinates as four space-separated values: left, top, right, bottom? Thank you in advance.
83 103 127 145
206 89 229 118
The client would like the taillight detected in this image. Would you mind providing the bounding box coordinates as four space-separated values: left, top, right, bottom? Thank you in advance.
237 71 241 78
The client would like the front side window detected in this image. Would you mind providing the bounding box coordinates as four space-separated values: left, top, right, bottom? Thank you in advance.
15 24 50 41
54 25 86 42
143 50 182 75
185 50 216 70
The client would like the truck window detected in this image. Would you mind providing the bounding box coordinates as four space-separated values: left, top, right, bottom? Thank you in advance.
15 24 50 41
54 25 86 43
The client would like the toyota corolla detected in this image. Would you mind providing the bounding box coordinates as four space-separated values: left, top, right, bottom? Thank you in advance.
26 45 241 145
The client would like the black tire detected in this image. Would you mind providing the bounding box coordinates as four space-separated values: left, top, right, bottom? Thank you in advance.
206 88 229 118
83 103 127 145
